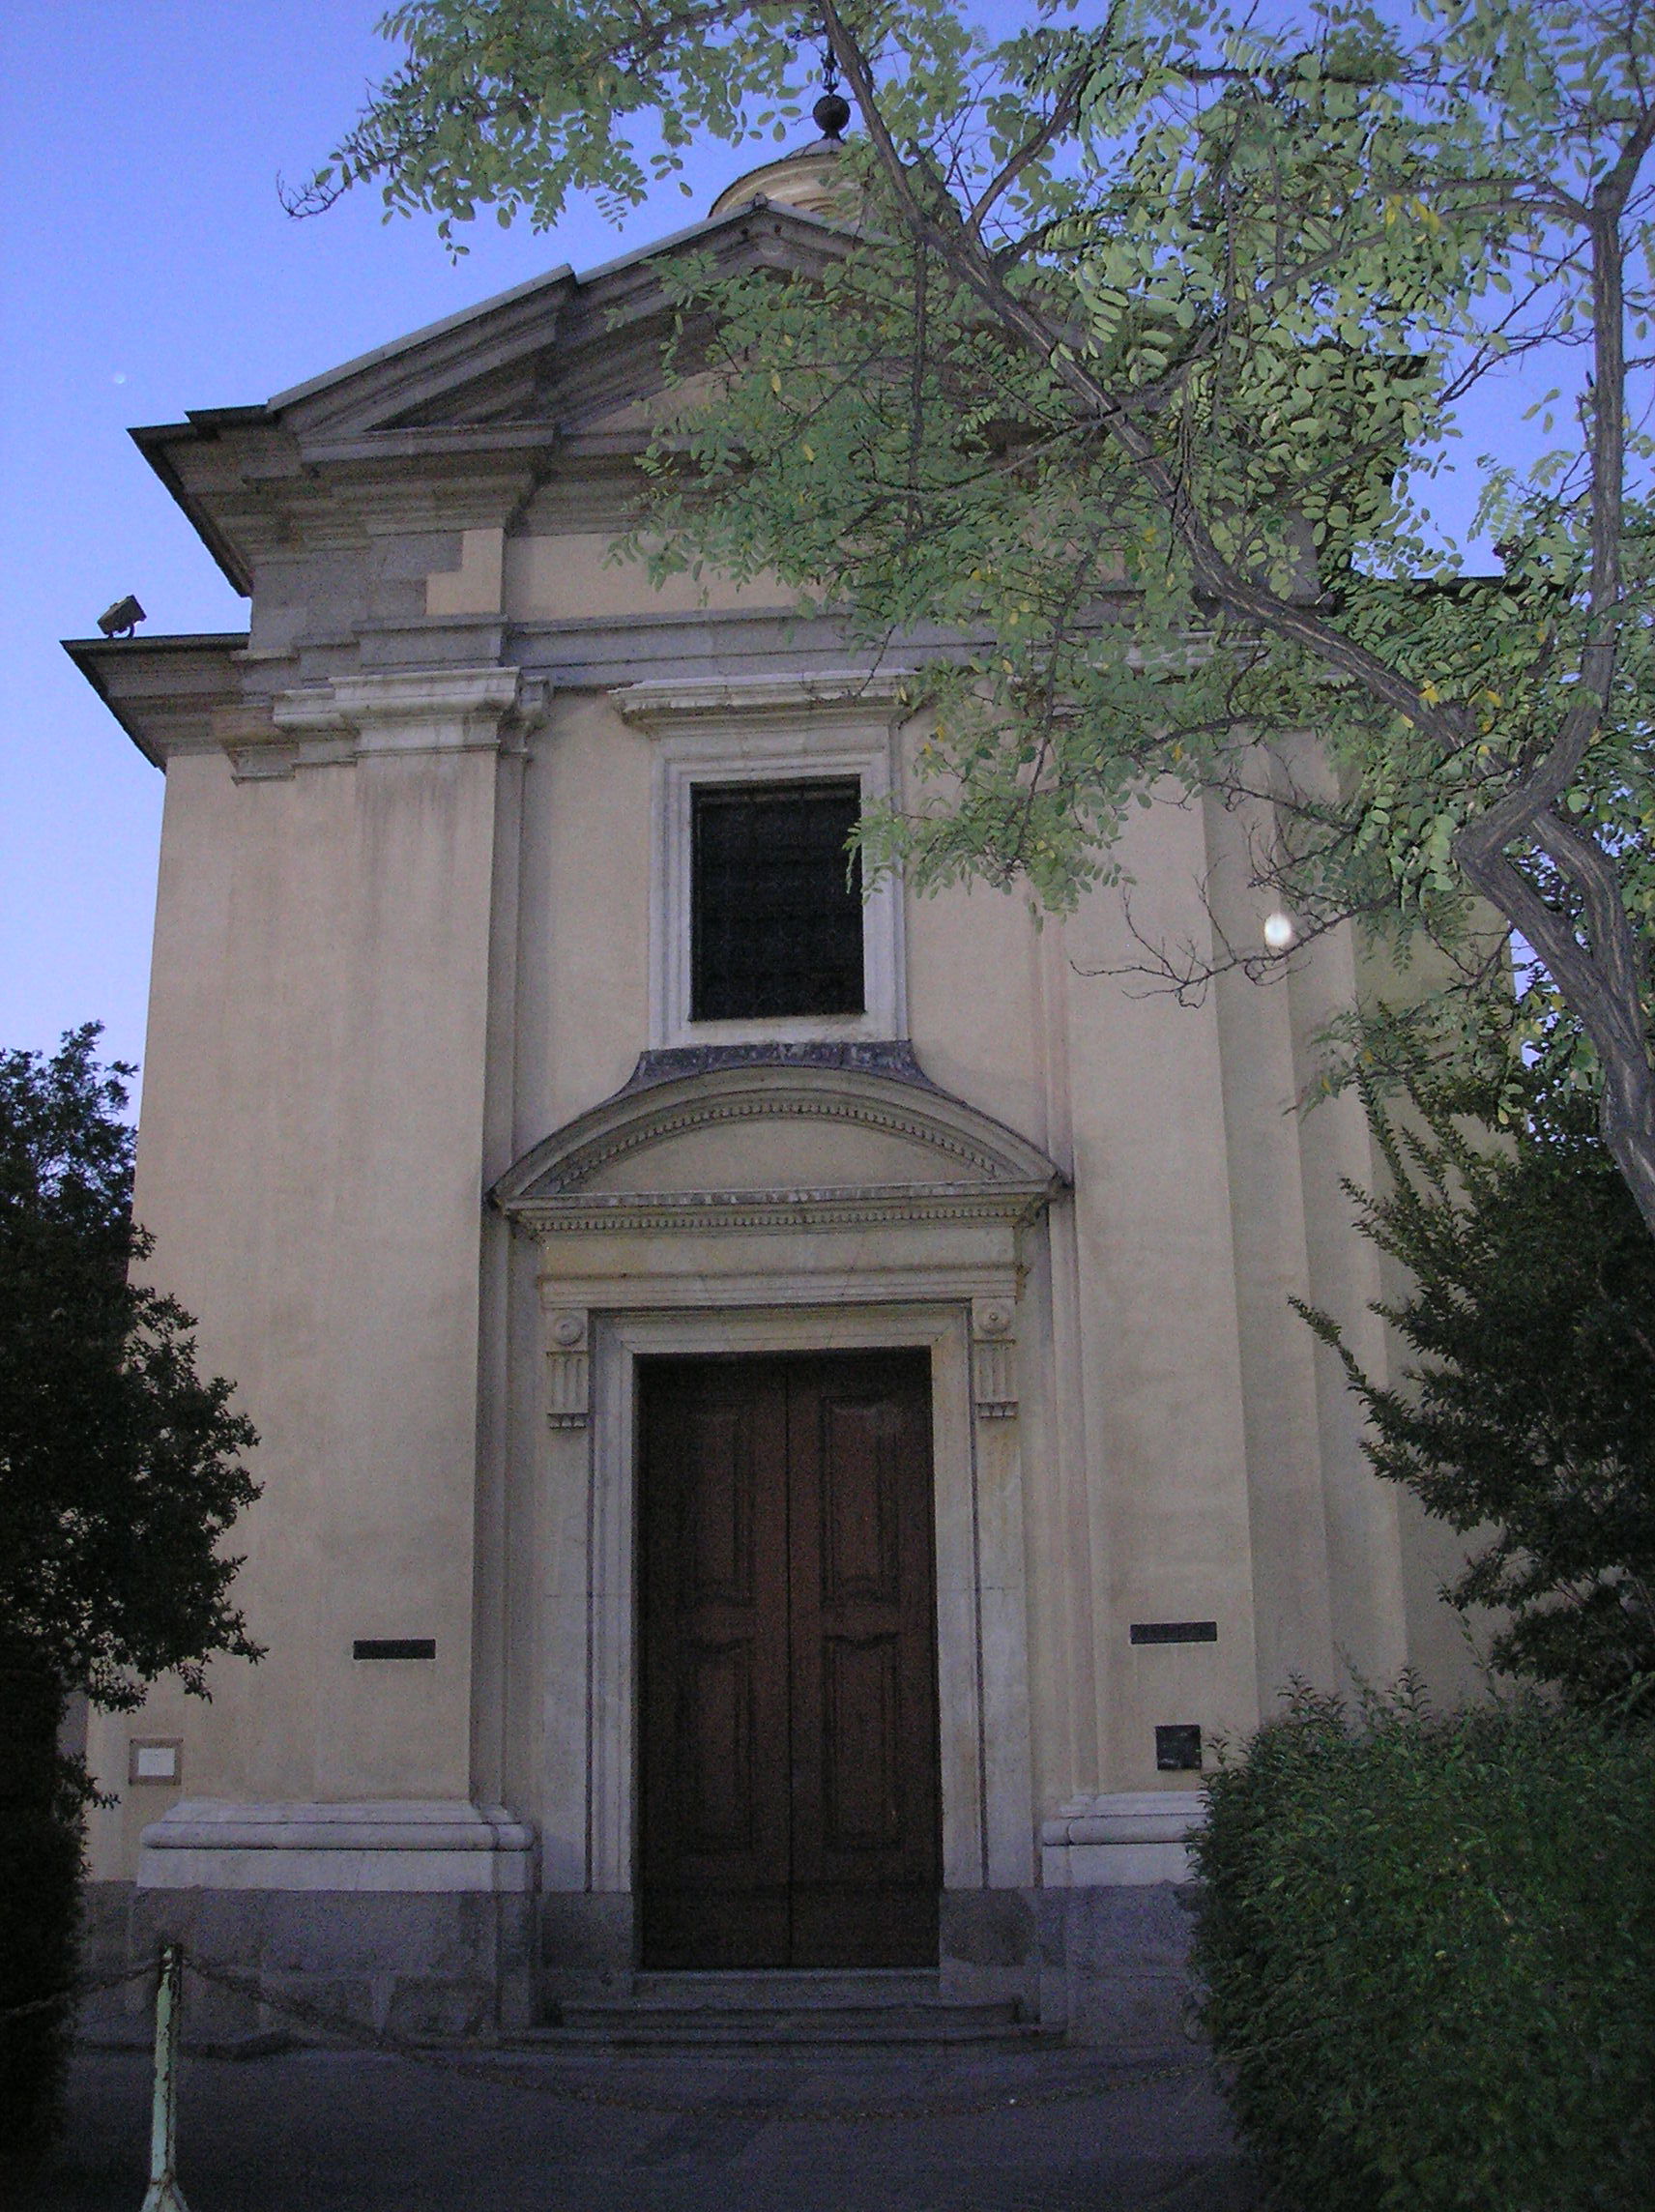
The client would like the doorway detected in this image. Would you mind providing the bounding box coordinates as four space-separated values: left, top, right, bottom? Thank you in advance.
638 1350 941 1968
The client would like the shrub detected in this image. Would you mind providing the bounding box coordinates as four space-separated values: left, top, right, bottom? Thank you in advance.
1190 1681 1655 2212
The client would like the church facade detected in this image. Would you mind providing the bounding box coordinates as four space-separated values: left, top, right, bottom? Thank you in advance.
70 151 1476 2037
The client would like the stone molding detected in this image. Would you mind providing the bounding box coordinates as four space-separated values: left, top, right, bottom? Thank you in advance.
610 668 915 734
520 1187 1051 1237
972 1295 1019 1419
503 1061 1056 1901
222 665 528 779
137 1799 537 1895
619 1038 937 1092
558 1301 1037 1903
544 1309 591 1428
624 680 910 1048
1039 1791 1207 1889
492 1060 1065 1242
536 1265 1023 1313
565 1101 997 1185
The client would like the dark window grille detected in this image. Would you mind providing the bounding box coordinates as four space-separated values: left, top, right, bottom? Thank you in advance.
691 780 865 1020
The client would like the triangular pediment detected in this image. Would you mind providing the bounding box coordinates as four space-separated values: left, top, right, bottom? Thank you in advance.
272 200 851 449
491 1056 1063 1236
128 199 856 597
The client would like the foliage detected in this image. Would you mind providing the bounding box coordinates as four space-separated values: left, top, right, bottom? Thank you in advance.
0 1025 261 2157
1297 1066 1655 1703
0 1661 89 2170
0 1026 261 1708
305 0 1655 1231
1190 1681 1655 2212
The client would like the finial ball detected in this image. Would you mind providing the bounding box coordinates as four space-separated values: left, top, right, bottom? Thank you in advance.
813 90 851 140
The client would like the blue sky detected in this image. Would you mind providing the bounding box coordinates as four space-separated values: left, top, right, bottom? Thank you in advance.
0 2 740 1088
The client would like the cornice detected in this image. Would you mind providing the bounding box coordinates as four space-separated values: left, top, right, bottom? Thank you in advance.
249 664 530 775
275 664 522 727
611 668 916 734
61 633 250 770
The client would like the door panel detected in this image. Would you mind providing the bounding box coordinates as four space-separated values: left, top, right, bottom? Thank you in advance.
821 1634 902 1848
639 1351 940 1969
639 1362 791 1965
787 1357 941 1965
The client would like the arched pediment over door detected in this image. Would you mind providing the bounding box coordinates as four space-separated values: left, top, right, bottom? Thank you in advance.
491 1045 1065 1269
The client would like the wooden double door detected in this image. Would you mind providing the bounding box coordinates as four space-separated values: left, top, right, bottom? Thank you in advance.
638 1351 941 1969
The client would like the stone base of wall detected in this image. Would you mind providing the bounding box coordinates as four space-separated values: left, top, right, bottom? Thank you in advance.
1035 1883 1202 2046
538 1892 637 2005
938 1886 1042 2015
76 1881 538 2049
942 1883 1200 2045
80 1879 1201 2049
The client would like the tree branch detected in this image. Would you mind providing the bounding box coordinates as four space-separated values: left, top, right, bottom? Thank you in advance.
821 0 1468 750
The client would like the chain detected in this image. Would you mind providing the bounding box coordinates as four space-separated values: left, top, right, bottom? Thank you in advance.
184 1955 1218 2124
0 1960 157 2027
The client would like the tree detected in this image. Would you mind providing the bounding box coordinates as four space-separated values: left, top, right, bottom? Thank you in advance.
300 0 1655 1233
0 1028 260 2162
1297 1068 1655 1703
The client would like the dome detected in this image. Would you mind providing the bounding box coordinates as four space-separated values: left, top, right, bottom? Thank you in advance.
709 93 855 221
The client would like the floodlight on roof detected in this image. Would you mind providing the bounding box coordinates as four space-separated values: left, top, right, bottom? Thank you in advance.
98 595 146 639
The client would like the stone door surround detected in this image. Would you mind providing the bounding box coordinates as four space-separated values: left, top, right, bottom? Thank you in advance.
492 1052 1065 1912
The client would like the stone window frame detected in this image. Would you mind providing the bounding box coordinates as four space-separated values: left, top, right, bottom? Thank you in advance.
611 677 910 1051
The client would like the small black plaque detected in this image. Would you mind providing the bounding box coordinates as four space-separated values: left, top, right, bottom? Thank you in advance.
1131 1621 1218 1645
353 1638 436 1661
1156 1724 1204 1772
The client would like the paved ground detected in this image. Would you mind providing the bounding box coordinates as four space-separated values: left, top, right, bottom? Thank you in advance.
37 2038 1260 2211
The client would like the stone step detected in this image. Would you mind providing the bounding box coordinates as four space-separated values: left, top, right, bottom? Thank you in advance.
533 1969 1054 2047
598 1968 946 2011
534 2004 1051 2048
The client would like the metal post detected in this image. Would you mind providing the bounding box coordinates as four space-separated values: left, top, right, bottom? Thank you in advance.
139 1943 190 2212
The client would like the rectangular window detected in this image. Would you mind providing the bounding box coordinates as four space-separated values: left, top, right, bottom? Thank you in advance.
691 780 864 1021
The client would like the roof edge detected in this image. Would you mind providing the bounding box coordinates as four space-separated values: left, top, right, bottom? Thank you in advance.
63 632 250 770
130 424 254 597
267 262 577 412
266 194 852 418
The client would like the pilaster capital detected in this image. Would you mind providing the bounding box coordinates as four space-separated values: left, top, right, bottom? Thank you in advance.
270 665 526 765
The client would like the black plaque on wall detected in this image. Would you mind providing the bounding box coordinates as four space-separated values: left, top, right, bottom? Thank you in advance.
1155 1724 1204 1771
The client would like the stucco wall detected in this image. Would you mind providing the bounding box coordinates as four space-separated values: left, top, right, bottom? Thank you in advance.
86 708 515 1878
